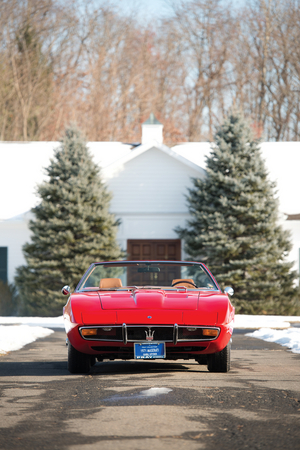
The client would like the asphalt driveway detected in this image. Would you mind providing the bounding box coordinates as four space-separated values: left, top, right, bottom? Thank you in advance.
0 330 299 450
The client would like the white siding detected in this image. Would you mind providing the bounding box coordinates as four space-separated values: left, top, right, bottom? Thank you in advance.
105 147 203 214
0 219 31 283
282 219 300 275
115 213 190 257
104 147 203 257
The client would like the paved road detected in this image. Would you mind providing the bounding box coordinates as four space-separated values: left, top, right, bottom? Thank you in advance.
0 330 299 450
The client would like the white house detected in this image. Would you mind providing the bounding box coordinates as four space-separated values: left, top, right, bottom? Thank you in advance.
0 116 300 284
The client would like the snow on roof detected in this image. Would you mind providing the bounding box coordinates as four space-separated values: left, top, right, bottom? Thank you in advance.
173 141 300 215
171 142 212 168
102 141 206 180
0 140 299 220
0 141 132 220
260 142 300 215
0 142 58 221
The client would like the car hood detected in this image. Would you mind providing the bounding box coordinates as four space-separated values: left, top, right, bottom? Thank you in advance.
69 289 230 326
100 290 198 310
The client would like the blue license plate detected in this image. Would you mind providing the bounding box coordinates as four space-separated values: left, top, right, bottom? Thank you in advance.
134 342 165 359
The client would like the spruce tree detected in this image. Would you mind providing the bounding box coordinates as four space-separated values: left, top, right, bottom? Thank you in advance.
177 111 298 314
15 126 124 316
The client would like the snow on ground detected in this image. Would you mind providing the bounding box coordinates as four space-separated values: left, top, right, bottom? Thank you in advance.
0 315 64 328
0 316 63 355
103 387 173 402
0 325 54 355
234 314 300 329
246 328 300 354
0 314 300 355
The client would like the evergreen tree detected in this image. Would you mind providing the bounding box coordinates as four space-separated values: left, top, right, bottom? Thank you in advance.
15 126 124 316
0 281 18 316
177 111 298 314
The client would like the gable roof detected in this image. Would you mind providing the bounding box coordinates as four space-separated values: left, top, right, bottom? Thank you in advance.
0 141 206 221
102 141 206 180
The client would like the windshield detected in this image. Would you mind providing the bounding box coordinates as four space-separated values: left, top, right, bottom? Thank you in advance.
76 261 219 291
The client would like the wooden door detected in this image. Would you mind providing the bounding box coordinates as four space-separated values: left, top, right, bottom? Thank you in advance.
127 239 181 261
127 240 181 286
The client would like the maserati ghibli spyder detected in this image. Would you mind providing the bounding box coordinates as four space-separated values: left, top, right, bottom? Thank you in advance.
62 261 235 374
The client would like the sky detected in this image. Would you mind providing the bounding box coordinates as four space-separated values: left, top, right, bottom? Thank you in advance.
111 0 245 21
1 314 300 355
112 0 179 20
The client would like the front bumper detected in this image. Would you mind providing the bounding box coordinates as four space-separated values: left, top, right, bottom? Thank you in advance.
67 322 232 359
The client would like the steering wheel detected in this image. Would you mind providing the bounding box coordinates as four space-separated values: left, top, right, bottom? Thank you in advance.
171 280 198 288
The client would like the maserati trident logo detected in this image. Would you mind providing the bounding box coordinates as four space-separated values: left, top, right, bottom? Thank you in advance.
145 327 155 341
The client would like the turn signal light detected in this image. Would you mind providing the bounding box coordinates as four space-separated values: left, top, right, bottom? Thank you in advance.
81 328 97 336
202 328 219 337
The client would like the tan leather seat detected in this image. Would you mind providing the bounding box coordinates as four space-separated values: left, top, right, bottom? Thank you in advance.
172 278 195 288
99 278 122 288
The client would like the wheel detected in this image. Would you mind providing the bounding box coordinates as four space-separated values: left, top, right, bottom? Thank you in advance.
68 342 92 374
90 356 96 366
207 342 231 373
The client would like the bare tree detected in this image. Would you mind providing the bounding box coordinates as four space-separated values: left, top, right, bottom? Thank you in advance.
0 0 86 141
1 0 299 143
162 0 233 141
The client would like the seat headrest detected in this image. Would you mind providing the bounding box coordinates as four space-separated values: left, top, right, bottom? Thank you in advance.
172 278 195 288
99 278 122 288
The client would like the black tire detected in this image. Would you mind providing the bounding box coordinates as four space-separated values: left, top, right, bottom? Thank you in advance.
68 342 92 374
90 356 96 366
207 342 231 373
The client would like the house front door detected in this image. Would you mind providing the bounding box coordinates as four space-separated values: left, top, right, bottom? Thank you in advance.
127 239 181 261
126 239 181 286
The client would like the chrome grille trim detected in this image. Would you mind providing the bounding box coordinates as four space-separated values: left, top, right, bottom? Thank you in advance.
173 323 178 345
126 325 173 342
79 325 220 342
122 323 127 345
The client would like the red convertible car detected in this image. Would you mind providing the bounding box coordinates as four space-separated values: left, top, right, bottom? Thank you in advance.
62 261 234 374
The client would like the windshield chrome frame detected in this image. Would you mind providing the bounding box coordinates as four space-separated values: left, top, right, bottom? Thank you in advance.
75 261 221 292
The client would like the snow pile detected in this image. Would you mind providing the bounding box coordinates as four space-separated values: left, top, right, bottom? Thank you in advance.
247 328 300 354
139 387 172 397
104 387 172 402
0 324 54 355
0 315 64 328
234 314 300 329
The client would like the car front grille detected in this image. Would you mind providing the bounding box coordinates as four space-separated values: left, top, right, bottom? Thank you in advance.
127 326 173 342
80 324 219 344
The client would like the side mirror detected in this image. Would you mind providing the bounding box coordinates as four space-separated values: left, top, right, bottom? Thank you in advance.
61 285 71 296
224 286 234 296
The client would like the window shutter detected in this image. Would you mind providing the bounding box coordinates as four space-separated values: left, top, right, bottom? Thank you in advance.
0 247 8 283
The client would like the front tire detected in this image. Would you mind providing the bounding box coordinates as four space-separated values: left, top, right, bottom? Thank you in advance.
207 342 231 373
68 342 92 374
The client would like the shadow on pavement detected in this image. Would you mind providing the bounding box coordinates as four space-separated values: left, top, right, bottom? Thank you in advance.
0 359 210 377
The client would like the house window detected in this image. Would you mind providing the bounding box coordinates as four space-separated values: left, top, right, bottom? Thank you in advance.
0 247 8 283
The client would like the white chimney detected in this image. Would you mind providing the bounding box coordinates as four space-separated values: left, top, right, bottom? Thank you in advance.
142 113 163 145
